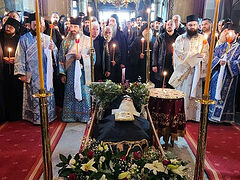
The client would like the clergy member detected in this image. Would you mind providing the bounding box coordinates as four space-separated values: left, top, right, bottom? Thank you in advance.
152 20 179 88
14 13 57 124
58 17 91 122
209 24 240 123
129 23 153 83
169 15 209 121
107 14 128 83
0 18 22 122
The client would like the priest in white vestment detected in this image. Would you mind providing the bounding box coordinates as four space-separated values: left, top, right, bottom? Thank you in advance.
169 15 209 121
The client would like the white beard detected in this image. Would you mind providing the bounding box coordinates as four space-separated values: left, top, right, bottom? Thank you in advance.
111 24 117 39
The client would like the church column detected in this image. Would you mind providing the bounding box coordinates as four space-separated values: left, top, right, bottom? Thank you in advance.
0 0 5 16
172 0 205 22
4 0 23 12
79 0 87 15
167 0 174 19
154 0 161 18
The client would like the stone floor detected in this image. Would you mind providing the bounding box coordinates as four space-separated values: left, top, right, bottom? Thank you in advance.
39 122 210 180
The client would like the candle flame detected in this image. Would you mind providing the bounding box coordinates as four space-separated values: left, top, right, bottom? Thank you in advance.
62 35 65 39
113 43 116 48
228 31 233 43
76 34 80 40
8 48 12 52
88 6 92 13
51 17 54 24
141 37 145 42
172 43 175 47
147 8 151 14
204 34 208 40
163 71 167 76
67 17 70 21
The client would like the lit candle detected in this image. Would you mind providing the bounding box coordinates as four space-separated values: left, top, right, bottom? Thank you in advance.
226 31 233 53
215 32 219 41
203 0 220 97
75 34 80 55
200 34 208 54
141 37 145 54
35 0 44 89
8 48 12 59
146 8 151 83
146 8 151 50
162 71 167 89
112 43 116 61
61 35 65 39
49 18 54 42
88 7 93 50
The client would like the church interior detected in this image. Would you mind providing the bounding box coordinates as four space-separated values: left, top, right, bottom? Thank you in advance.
1 0 240 180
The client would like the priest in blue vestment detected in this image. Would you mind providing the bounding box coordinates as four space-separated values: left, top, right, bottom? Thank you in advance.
14 13 57 124
209 24 240 123
58 17 91 123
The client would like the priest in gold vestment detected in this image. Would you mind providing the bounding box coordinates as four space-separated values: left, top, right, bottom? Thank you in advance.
169 15 209 121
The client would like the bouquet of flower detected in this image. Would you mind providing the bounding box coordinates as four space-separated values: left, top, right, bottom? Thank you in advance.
57 139 189 180
89 80 123 108
89 81 150 110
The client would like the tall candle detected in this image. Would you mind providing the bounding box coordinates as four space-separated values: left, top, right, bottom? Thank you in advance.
8 48 12 59
141 37 145 54
49 18 54 42
112 43 116 61
88 7 93 49
35 0 44 90
203 0 220 96
162 71 167 89
146 8 151 50
75 34 80 55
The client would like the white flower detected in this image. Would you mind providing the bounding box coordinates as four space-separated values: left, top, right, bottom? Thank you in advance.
99 174 107 180
69 158 76 166
99 156 106 163
171 165 185 177
80 158 97 172
144 160 166 175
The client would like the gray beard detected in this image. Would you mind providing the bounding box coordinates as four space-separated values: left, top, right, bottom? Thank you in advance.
112 25 117 39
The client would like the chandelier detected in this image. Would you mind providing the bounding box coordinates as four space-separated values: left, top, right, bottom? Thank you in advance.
99 0 139 8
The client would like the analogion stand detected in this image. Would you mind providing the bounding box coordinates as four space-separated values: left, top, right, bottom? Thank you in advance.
148 88 186 149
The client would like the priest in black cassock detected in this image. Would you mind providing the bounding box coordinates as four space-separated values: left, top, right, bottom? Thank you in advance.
152 20 179 88
0 18 22 122
128 23 153 83
107 14 128 83
91 21 106 81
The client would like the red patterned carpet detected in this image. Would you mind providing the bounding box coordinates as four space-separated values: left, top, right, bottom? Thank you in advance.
0 120 66 180
185 122 240 180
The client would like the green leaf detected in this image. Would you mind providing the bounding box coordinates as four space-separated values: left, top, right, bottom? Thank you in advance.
59 154 68 164
56 162 66 167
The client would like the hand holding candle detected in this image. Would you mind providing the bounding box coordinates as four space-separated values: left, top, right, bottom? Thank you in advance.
162 71 167 89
